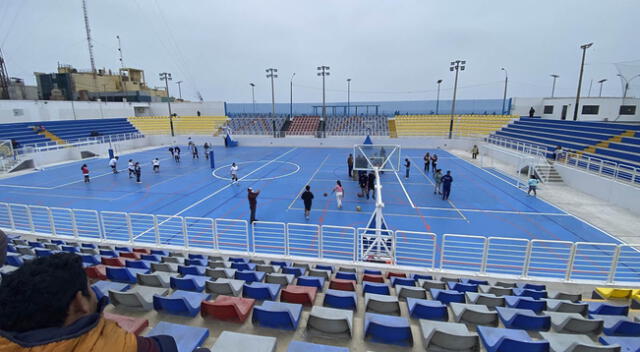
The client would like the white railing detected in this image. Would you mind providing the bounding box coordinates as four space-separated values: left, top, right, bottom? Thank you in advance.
17 132 145 155
486 134 548 157
1 201 639 285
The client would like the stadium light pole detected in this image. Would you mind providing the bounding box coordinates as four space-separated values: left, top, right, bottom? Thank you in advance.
266 68 278 116
317 65 330 121
597 79 607 97
449 60 465 139
159 72 175 137
347 78 351 116
435 79 443 114
290 73 295 119
501 68 508 115
550 74 559 98
176 80 183 100
573 42 593 121
249 83 255 113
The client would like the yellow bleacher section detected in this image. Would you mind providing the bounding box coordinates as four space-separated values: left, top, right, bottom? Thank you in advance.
593 287 640 300
127 116 228 136
393 114 517 137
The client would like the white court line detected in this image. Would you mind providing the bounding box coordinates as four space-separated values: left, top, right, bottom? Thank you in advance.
311 178 431 186
289 207 465 220
133 147 298 240
393 171 416 208
413 206 571 216
287 154 330 210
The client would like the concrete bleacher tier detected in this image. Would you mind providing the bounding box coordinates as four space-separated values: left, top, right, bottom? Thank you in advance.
226 116 286 135
393 114 516 137
3 236 640 351
0 118 140 147
127 116 228 135
287 116 320 136
494 118 640 167
325 116 389 136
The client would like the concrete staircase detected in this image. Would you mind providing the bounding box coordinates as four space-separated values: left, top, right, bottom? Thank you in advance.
38 130 66 145
534 163 563 183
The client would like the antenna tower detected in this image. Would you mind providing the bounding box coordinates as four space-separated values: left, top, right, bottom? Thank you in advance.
0 49 9 99
82 0 96 74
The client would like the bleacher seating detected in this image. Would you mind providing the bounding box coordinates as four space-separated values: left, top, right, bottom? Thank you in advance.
393 114 516 137
324 115 389 136
287 116 320 136
493 117 640 167
4 236 640 351
226 115 286 135
127 116 228 135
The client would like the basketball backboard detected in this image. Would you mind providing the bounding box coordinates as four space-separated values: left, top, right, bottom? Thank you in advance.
353 144 401 172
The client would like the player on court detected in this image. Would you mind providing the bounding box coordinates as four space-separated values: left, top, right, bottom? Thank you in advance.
128 159 134 178
109 156 119 174
152 158 160 173
134 162 142 184
81 164 90 183
192 145 199 159
174 146 181 163
204 142 210 160
230 162 239 184
332 180 344 209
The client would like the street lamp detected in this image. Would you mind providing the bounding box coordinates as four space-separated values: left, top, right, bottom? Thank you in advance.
347 78 351 116
501 68 508 115
176 80 183 100
159 72 175 136
266 68 278 115
290 73 295 119
597 79 607 97
448 60 466 139
550 74 559 98
317 65 330 122
435 79 443 114
249 83 255 113
573 42 593 121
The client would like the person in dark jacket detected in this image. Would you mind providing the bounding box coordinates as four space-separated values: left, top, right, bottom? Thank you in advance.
404 158 411 179
0 253 180 352
247 187 260 223
358 172 368 197
134 162 142 184
441 170 454 200
347 154 354 178
367 172 376 200
0 229 7 269
300 185 314 220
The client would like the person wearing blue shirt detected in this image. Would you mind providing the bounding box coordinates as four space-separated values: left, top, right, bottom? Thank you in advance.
528 175 539 196
441 171 453 200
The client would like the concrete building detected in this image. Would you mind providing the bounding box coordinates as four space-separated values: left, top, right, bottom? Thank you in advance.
511 96 639 122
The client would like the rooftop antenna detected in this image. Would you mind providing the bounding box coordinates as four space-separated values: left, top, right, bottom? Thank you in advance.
82 0 96 75
0 49 10 99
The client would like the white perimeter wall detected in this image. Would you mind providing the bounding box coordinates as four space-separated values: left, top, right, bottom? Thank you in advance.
511 97 640 122
0 100 226 124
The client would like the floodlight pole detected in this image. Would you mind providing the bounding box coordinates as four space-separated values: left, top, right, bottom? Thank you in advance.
501 68 508 115
550 74 559 98
449 60 465 139
573 42 593 121
317 66 330 137
435 79 443 114
597 79 607 97
347 78 351 116
159 72 174 137
266 68 278 116
290 73 295 119
249 83 255 113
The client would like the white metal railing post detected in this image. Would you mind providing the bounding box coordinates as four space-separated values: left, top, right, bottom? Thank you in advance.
607 246 622 284
318 226 323 259
439 235 447 270
70 209 78 238
211 220 218 250
98 212 107 242
6 204 15 230
251 222 257 255
25 206 35 234
152 215 160 245
125 214 133 243
46 207 56 236
480 237 489 273
284 224 290 256
522 240 533 278
181 217 188 249
565 243 577 281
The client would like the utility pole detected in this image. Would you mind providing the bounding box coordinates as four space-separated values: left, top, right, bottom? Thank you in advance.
176 80 183 100
290 73 295 119
449 60 466 139
249 83 255 113
0 49 10 99
347 78 351 116
550 74 559 98
82 0 96 74
159 72 175 136
573 42 593 121
435 79 443 114
116 35 127 99
266 68 278 115
317 66 330 119
501 68 509 115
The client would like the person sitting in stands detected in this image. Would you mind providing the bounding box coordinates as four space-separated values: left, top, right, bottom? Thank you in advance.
0 253 181 352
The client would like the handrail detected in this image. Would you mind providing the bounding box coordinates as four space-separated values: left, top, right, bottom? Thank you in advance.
1 201 638 285
16 132 145 155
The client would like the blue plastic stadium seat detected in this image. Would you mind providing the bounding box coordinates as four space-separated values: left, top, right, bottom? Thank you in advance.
231 262 256 271
188 253 205 260
4 254 23 267
315 264 334 272
185 258 206 266
152 290 210 317
391 277 416 287
598 336 640 352
364 312 413 346
496 307 551 331
61 245 80 253
106 267 149 284
177 265 206 276
323 289 357 310
28 241 43 248
140 254 161 262
504 296 547 313
51 240 65 245
125 260 151 270
411 273 433 281
334 271 357 281
252 301 303 330
430 288 466 304
513 288 548 300
235 270 266 283
297 276 325 291
270 260 291 267
477 326 550 352
406 297 448 321
363 282 391 295
99 249 118 257
282 266 306 277
34 248 54 257
80 254 101 265
447 281 478 293
287 341 349 352
592 315 640 337
588 302 629 316
170 274 208 292
115 246 131 252
91 281 130 303
146 321 209 352
242 282 281 300
364 269 382 275
150 249 169 256
460 278 489 285
6 245 15 253
229 257 248 263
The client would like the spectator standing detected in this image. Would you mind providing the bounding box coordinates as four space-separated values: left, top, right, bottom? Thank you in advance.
109 156 119 174
529 107 535 117
0 253 179 351
134 162 141 184
441 171 453 200
404 158 411 179
431 154 438 175
81 164 90 183
471 145 479 159
367 172 376 200
423 152 431 173
332 180 344 209
434 169 443 195
204 142 210 160
168 146 174 158
128 159 134 178
528 174 539 196
247 188 260 223
347 154 354 178
358 172 368 197
301 185 314 220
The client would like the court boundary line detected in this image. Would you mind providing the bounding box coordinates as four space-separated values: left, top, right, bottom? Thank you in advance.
289 206 466 221
287 154 330 210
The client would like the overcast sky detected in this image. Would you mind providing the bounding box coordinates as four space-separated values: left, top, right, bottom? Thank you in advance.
1 0 638 103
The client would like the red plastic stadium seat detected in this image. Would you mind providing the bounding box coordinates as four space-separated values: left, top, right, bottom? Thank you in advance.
103 312 149 335
133 248 151 254
201 295 255 323
101 257 126 267
281 285 317 306
85 265 107 280
329 279 357 292
386 271 407 279
119 252 141 260
363 274 385 283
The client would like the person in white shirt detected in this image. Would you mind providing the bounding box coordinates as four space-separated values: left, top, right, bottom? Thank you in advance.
152 158 160 173
109 156 119 174
128 159 134 178
230 162 239 184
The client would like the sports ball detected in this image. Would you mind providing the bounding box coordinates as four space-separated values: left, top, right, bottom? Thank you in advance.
323 193 328 197
356 206 361 211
